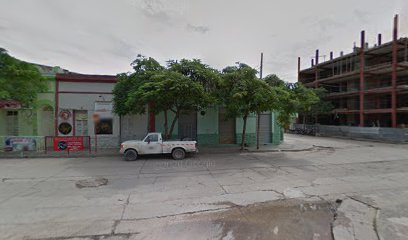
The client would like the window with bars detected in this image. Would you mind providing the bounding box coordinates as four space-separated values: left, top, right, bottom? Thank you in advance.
74 110 88 136
6 111 19 136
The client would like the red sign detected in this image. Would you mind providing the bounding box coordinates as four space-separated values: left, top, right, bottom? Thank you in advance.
54 137 84 151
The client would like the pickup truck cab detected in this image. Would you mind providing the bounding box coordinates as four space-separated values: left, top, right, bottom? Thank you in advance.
120 132 198 161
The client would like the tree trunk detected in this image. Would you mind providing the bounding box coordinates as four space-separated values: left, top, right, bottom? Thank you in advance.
164 110 169 140
168 110 179 140
256 111 260 150
303 114 306 129
119 115 122 144
241 114 248 150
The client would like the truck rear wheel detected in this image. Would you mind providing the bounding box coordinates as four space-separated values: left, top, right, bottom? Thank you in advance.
172 148 186 160
124 149 138 161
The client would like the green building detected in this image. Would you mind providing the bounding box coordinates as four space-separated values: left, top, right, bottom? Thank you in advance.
0 65 67 151
1 66 284 151
155 106 283 146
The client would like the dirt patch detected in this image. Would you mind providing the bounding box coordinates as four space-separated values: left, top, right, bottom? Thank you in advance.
124 199 339 240
213 200 336 240
75 177 108 188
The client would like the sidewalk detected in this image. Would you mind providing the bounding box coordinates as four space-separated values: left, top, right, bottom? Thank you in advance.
0 134 319 159
199 135 317 154
0 148 119 159
246 134 317 152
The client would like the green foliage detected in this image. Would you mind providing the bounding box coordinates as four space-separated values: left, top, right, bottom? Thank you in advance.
114 55 324 143
264 74 285 87
271 82 320 128
113 55 215 139
309 88 334 116
167 59 222 92
0 48 47 107
221 64 280 149
113 55 165 116
131 54 164 74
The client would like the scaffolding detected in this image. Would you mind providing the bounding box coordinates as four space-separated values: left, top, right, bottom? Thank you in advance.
298 15 408 128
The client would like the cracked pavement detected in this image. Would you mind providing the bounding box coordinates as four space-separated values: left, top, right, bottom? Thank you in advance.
1 135 408 239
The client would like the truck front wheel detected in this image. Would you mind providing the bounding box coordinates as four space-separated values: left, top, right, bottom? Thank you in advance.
172 148 186 160
124 149 138 161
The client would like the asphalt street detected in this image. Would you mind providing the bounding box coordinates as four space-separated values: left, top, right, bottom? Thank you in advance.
1 135 408 239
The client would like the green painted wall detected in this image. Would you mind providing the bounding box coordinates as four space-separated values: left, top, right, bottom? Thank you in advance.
197 106 219 144
0 74 56 137
235 113 257 145
154 107 281 146
37 77 55 105
271 112 283 145
18 110 36 135
0 110 6 135
155 111 179 139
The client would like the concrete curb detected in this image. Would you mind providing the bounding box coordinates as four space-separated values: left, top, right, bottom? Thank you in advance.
0 144 323 159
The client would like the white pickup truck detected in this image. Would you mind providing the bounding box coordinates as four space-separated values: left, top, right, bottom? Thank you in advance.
120 132 198 161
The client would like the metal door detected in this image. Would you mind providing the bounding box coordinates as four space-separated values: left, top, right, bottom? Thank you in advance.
6 111 18 136
121 114 148 141
258 112 272 144
219 111 235 144
178 112 197 140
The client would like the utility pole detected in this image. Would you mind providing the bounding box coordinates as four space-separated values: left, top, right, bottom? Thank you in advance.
257 52 264 149
260 52 264 79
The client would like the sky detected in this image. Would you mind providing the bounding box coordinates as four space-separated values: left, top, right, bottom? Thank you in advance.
1 0 408 82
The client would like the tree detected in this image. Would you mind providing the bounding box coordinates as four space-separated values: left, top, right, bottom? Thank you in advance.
308 88 334 123
0 48 47 107
113 56 214 140
113 55 164 127
128 70 210 139
274 85 298 129
221 63 279 150
167 59 221 93
264 74 285 87
256 74 286 149
269 82 319 129
253 82 281 149
113 55 164 113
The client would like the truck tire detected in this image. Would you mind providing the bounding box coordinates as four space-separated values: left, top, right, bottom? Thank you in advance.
172 148 186 160
124 149 138 161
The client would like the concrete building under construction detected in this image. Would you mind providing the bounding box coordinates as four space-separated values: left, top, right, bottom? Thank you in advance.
298 15 408 128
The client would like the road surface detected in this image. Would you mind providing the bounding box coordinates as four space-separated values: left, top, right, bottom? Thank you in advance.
1 135 408 239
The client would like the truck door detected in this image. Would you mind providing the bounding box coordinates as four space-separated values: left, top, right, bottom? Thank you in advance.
143 134 163 154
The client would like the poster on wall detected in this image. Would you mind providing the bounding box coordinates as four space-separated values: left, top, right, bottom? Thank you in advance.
94 101 113 135
58 109 73 136
4 137 37 152
53 136 84 151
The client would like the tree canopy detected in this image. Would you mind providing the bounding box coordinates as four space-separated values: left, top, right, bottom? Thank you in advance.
0 48 47 107
113 56 215 139
270 82 321 128
113 55 164 116
220 64 281 149
167 59 221 93
264 74 285 87
113 55 328 145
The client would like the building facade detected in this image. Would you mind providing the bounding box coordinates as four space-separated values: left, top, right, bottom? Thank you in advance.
1 69 283 152
298 15 408 128
155 108 283 146
0 65 66 151
55 73 283 147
